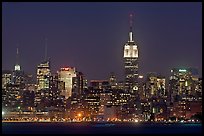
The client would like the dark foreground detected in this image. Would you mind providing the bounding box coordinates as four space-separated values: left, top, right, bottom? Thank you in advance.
2 122 202 134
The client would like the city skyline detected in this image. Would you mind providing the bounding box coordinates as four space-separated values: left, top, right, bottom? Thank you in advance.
2 2 202 81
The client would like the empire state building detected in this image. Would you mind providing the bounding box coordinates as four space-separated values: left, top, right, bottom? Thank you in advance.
123 14 139 92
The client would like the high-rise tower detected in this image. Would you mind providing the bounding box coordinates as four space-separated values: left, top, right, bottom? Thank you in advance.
123 14 139 92
36 38 51 90
12 47 25 85
58 67 76 99
37 60 51 90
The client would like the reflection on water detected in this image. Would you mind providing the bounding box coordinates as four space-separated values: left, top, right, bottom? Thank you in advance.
93 123 115 127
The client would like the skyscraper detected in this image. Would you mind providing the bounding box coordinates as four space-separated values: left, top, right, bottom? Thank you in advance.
123 14 139 92
169 68 199 102
109 72 117 89
2 70 12 89
2 70 12 109
3 48 25 111
145 72 166 98
12 47 25 85
58 67 76 99
36 60 51 90
72 71 84 98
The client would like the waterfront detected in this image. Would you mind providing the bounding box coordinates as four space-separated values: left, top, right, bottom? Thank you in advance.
2 3 202 135
2 122 202 134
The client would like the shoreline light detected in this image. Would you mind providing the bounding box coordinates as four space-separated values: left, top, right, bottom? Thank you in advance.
179 69 187 72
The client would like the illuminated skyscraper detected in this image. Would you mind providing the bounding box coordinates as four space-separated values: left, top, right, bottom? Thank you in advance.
123 14 139 92
109 72 117 89
169 68 199 102
35 59 51 110
36 60 51 90
58 67 76 99
2 70 12 109
2 70 12 89
36 38 51 90
145 73 166 98
12 47 25 85
72 71 84 98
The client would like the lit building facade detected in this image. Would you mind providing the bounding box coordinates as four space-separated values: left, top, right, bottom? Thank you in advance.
49 73 65 110
145 73 166 98
168 68 202 120
2 70 11 109
5 84 21 111
2 70 12 89
169 100 188 119
123 14 139 92
71 71 85 110
150 97 168 121
36 60 51 90
90 80 110 90
12 70 25 85
169 68 200 102
12 48 25 85
109 72 117 89
82 89 101 118
72 71 84 98
196 78 202 101
58 67 76 99
140 99 151 121
22 90 35 111
83 78 88 90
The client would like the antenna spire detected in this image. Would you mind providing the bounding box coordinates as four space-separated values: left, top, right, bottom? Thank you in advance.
16 47 19 65
15 45 21 71
16 44 20 65
129 13 134 42
17 47 19 55
129 13 133 32
44 38 48 61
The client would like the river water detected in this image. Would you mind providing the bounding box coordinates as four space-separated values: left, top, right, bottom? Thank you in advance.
2 122 202 134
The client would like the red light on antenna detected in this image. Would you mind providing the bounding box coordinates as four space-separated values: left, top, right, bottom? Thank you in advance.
61 67 69 71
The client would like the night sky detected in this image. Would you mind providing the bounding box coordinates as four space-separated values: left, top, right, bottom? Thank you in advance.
2 2 202 81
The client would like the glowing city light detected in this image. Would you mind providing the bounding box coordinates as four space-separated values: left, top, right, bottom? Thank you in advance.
78 113 82 117
179 69 187 72
135 119 139 122
1 10 202 126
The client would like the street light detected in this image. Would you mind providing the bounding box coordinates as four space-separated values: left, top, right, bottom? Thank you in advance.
78 113 82 117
